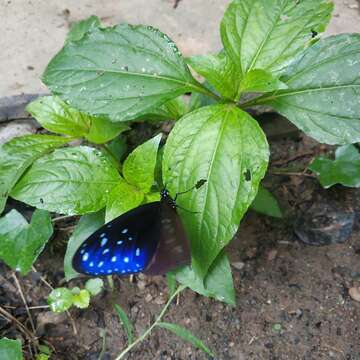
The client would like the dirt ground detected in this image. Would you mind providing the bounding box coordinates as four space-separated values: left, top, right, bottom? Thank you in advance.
1 118 360 360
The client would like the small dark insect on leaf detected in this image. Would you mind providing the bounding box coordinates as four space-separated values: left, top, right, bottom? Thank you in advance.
124 66 129 71
195 179 207 189
311 29 318 38
40 198 44 204
244 169 251 181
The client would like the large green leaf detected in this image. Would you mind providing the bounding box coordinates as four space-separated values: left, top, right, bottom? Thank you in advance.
0 135 69 214
105 180 144 223
43 24 206 121
221 0 333 76
27 96 129 144
0 338 23 360
163 105 269 277
309 145 360 188
0 209 53 275
123 134 162 193
174 252 235 305
248 34 360 145
11 146 121 215
64 210 105 280
187 52 240 100
157 322 214 357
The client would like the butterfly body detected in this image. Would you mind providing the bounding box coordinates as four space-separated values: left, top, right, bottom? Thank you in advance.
72 189 190 276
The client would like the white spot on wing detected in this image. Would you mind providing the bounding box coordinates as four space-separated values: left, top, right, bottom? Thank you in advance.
122 229 128 234
124 257 129 263
111 256 117 262
82 253 89 261
101 238 108 247
136 248 140 256
117 240 123 245
98 261 104 267
102 248 109 255
89 262 94 267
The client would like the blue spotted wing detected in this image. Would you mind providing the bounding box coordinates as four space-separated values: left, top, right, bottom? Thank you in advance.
72 196 190 276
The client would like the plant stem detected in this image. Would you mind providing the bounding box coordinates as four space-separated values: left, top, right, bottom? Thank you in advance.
115 285 186 360
190 81 222 102
107 276 114 290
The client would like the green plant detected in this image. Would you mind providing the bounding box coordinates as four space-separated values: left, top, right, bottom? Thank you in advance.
1 0 360 357
47 278 104 313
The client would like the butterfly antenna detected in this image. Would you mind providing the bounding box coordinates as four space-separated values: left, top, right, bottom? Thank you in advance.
174 179 207 201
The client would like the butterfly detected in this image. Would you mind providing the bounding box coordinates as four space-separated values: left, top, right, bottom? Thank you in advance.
72 180 206 277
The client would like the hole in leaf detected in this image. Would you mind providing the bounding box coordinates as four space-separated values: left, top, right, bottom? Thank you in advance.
311 29 318 38
244 169 251 181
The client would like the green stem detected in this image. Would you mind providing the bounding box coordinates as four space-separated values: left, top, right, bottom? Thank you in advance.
190 81 222 102
115 285 186 360
107 275 114 290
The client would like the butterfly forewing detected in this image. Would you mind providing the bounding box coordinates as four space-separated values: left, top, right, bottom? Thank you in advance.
72 202 161 276
144 200 190 275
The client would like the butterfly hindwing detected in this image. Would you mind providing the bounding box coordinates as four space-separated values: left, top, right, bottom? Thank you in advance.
144 199 191 275
72 202 161 276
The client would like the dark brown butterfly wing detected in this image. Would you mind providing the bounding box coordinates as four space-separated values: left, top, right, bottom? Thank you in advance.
144 201 190 275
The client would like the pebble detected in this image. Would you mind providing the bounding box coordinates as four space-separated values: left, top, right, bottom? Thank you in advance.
145 293 153 302
137 280 146 291
231 262 245 270
349 287 360 302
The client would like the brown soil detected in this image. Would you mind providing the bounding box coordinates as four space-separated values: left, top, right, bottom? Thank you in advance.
1 122 360 360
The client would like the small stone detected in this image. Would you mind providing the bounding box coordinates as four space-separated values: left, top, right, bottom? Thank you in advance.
154 295 165 305
349 287 360 302
267 249 278 261
137 280 146 291
231 262 245 270
295 204 355 246
145 293 153 302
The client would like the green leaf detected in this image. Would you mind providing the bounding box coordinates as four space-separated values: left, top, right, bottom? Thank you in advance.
157 322 214 357
252 34 360 145
163 105 269 277
72 289 90 309
43 24 203 121
36 354 50 360
66 15 102 43
48 288 73 313
26 96 90 137
64 210 105 281
86 117 129 144
174 252 235 305
27 96 129 144
0 209 53 275
166 272 177 297
105 180 144 223
85 278 104 296
0 134 69 214
37 345 51 356
11 146 121 215
251 185 282 218
123 134 162 192
221 0 333 76
239 69 287 93
309 145 360 188
0 338 23 360
114 304 134 344
187 52 240 100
